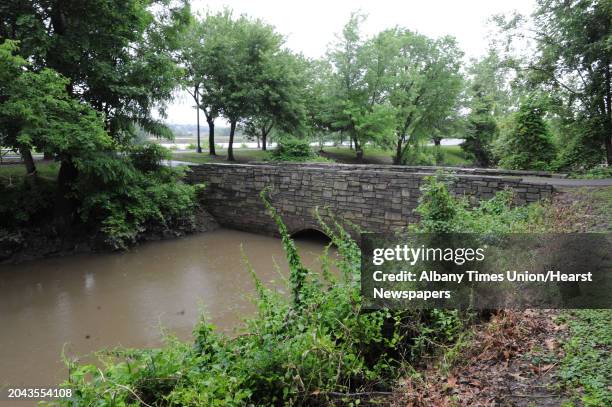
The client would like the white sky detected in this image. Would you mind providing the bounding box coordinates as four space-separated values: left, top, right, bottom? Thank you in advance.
165 0 536 125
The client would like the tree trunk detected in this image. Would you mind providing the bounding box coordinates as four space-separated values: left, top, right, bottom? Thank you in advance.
207 118 216 156
605 65 612 165
433 137 441 147
256 135 260 149
349 137 353 149
394 137 403 165
605 133 612 165
354 137 363 161
54 158 79 229
261 130 267 151
227 120 236 161
20 147 37 176
195 91 202 153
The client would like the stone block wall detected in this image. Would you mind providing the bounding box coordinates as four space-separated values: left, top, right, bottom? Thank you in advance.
187 163 554 237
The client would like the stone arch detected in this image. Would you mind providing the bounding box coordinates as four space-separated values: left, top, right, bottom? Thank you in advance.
290 228 332 243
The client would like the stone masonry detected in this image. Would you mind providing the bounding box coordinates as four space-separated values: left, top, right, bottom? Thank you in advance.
186 163 554 237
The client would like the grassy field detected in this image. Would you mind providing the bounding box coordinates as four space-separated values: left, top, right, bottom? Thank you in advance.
425 145 471 166
0 161 59 185
171 149 271 164
319 145 471 166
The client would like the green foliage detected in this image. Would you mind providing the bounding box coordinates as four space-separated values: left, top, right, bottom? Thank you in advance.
569 166 612 179
324 16 464 163
62 197 474 406
260 187 309 306
0 41 200 247
77 145 199 250
1 0 189 140
0 40 111 162
557 310 612 406
462 85 498 167
401 145 437 166
269 138 317 162
495 0 612 166
0 178 55 228
128 143 171 173
553 119 607 171
413 174 458 232
386 30 464 164
326 13 397 159
498 99 556 170
413 173 542 233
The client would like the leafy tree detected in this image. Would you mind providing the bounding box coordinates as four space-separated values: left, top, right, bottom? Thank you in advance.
0 0 189 141
499 98 555 170
462 84 498 166
301 59 337 148
496 0 612 166
243 51 308 150
326 14 396 161
466 49 515 118
0 40 111 220
179 10 233 155
210 15 285 161
1 0 191 214
386 30 463 164
0 40 198 242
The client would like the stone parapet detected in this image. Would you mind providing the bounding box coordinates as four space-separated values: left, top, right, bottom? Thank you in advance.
186 163 554 236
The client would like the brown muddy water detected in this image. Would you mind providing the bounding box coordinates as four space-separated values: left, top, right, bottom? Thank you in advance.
0 229 335 388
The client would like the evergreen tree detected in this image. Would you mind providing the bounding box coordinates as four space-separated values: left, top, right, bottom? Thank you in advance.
500 98 555 170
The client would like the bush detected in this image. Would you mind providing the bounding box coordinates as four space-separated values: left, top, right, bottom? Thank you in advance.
269 138 316 162
462 106 497 167
552 116 607 171
0 178 55 228
412 172 543 234
128 143 171 173
498 99 556 171
401 147 436 165
569 166 612 179
76 145 201 249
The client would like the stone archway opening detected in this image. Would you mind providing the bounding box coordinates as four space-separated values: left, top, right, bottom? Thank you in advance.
290 228 332 245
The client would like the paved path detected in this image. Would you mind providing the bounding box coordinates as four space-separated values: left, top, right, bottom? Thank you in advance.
521 176 612 188
163 160 198 167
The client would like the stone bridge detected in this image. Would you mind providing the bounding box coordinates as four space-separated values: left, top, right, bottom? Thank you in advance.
187 163 555 237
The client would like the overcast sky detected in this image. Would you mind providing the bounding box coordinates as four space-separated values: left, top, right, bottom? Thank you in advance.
165 0 536 125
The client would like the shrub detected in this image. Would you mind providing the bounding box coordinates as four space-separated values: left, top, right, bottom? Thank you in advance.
462 103 497 167
569 166 612 179
0 178 55 228
76 145 200 249
413 172 542 234
401 147 436 165
498 99 556 171
269 138 316 162
552 116 607 171
128 143 171 173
